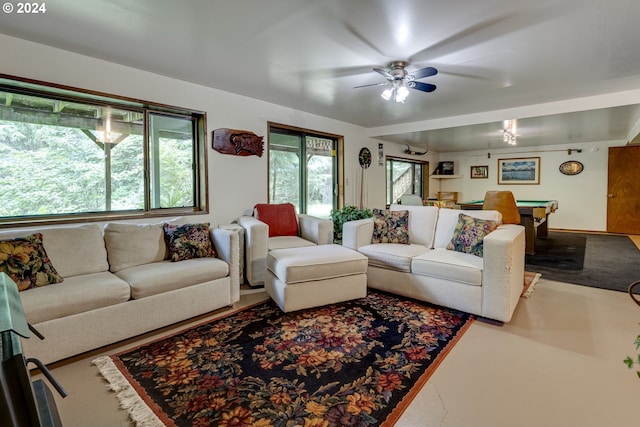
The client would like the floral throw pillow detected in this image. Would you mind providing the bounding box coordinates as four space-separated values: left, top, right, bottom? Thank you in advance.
371 209 389 243
372 209 410 244
446 214 499 257
0 233 64 292
163 223 216 262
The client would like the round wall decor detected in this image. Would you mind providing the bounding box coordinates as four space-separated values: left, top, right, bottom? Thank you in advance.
358 147 372 169
559 160 584 175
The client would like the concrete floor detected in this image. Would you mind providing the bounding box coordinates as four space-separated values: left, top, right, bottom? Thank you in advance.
32 276 640 427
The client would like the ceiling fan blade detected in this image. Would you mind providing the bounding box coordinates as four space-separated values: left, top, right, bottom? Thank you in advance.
410 81 437 93
341 21 389 58
353 82 388 89
373 68 394 80
408 13 517 63
409 4 575 63
411 66 438 79
297 65 381 80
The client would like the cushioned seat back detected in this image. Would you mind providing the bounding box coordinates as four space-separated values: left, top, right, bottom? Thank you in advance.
389 204 439 247
433 208 502 248
104 222 169 272
254 203 299 237
0 224 109 278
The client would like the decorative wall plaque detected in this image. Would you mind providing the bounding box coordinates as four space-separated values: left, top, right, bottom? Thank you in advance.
559 160 583 175
212 128 264 157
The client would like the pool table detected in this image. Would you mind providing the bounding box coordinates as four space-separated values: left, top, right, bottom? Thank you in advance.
457 199 559 255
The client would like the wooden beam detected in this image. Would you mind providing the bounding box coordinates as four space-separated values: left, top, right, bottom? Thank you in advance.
0 104 144 135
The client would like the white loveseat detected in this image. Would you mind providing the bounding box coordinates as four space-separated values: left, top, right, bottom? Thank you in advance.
0 219 239 365
342 205 525 322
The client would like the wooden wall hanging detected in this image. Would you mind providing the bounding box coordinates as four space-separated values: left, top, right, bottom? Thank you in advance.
212 128 264 157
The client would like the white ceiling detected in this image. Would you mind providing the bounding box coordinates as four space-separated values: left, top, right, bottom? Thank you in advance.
2 0 640 152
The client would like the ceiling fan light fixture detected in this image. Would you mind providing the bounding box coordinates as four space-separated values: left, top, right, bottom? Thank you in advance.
381 87 393 101
503 119 517 145
396 85 409 103
381 82 409 103
364 61 436 103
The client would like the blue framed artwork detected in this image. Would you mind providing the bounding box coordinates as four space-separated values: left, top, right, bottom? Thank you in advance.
498 157 540 184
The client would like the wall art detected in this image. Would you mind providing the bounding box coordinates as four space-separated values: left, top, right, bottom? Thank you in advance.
212 128 264 157
559 160 583 175
498 157 540 184
470 165 488 179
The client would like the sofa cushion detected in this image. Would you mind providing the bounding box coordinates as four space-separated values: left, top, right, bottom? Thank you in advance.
411 248 483 286
267 244 368 284
358 243 430 272
104 222 168 272
446 214 499 257
255 203 299 237
19 272 131 324
104 218 190 272
434 208 502 249
163 223 216 262
268 236 316 251
116 258 229 299
389 204 439 247
0 233 63 291
372 209 409 244
0 224 109 278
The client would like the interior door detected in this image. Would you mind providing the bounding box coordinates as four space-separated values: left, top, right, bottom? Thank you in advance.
607 145 640 233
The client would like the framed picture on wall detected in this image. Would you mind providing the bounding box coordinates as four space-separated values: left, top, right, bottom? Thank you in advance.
498 157 540 184
470 165 488 179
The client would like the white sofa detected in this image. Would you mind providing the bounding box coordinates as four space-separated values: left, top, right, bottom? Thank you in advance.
237 213 333 287
0 220 239 365
342 205 525 322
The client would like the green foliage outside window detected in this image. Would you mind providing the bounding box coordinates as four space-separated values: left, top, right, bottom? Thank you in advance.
0 77 205 224
0 122 194 217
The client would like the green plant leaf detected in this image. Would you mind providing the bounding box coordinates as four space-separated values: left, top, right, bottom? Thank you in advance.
329 205 372 244
623 356 634 368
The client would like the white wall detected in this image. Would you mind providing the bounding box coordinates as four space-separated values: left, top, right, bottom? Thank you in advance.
0 34 620 232
435 141 621 231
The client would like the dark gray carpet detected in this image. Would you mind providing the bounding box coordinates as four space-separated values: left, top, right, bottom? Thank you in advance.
525 232 640 293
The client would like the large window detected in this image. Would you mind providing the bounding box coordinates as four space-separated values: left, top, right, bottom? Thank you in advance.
268 124 343 217
0 75 207 226
386 157 429 205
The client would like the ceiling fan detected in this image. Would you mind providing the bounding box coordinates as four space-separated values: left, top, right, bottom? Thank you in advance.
354 61 437 103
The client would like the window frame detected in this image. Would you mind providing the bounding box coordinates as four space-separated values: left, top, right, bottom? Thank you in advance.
267 122 344 215
0 74 208 228
386 156 430 206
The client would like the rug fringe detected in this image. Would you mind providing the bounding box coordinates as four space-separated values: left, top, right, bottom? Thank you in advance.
522 272 542 298
92 356 166 427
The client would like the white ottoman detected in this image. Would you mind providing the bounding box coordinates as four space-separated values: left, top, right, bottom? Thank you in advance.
266 244 368 312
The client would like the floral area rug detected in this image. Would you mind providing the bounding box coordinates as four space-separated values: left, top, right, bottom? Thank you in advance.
93 292 474 427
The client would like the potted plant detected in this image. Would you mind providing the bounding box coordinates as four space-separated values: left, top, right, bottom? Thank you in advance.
329 205 372 244
624 281 640 378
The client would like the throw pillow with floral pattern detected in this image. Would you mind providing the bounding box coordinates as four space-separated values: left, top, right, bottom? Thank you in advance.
372 209 410 244
446 213 498 257
0 233 64 291
163 223 216 262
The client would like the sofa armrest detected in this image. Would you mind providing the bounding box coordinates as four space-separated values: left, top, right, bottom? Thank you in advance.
211 227 240 304
298 214 333 245
342 218 374 250
236 215 268 286
481 224 526 322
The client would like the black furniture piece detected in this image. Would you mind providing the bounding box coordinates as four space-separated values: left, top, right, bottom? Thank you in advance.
0 273 66 427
